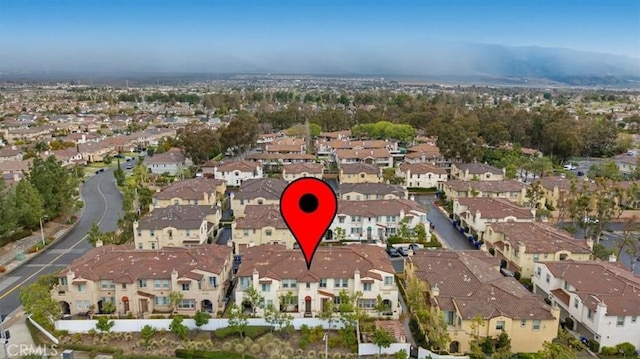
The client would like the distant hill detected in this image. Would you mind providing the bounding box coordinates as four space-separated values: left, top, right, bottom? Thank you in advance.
1 42 639 87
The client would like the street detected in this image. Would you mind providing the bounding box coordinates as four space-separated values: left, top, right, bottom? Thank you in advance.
414 195 476 250
0 168 123 315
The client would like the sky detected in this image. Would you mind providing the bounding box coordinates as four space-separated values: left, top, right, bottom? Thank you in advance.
0 0 639 74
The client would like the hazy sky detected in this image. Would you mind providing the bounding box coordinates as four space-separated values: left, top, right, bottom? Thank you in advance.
0 0 639 73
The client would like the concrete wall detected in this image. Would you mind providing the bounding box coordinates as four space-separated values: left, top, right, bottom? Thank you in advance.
55 318 344 333
358 343 411 356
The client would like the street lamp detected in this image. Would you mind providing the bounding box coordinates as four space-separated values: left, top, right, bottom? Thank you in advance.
39 215 48 246
323 332 328 359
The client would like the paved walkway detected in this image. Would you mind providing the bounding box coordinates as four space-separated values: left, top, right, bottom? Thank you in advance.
397 289 415 347
2 307 35 350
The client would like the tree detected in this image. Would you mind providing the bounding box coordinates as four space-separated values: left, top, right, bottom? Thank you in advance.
398 217 412 239
169 315 188 339
87 222 103 246
317 298 336 329
264 304 294 336
589 179 621 244
374 294 389 317
220 111 259 153
371 328 393 355
415 309 450 352
95 316 115 333
616 216 640 272
113 159 125 187
19 274 61 331
140 324 156 348
27 155 76 218
334 227 346 241
243 286 264 317
177 122 221 164
405 275 427 312
168 291 184 313
537 341 577 359
12 179 44 230
0 181 16 237
193 310 211 330
227 303 249 339
414 223 427 243
526 180 545 211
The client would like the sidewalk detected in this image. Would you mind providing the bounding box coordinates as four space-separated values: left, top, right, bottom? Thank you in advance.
2 307 35 348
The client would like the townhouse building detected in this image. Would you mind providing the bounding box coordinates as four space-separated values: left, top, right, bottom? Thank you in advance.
246 153 317 166
0 146 23 162
452 197 535 242
213 160 264 186
51 244 233 317
234 244 400 319
451 163 505 181
152 177 226 209
396 162 448 189
439 180 530 207
484 222 593 278
329 199 430 241
406 251 560 354
334 148 393 168
339 163 382 184
229 178 288 217
231 204 295 253
145 147 191 175
338 183 407 201
264 137 307 155
612 154 639 176
403 143 448 168
133 205 221 249
532 260 640 351
282 162 324 182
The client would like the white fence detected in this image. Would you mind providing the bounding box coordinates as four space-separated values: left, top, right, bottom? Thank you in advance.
55 318 344 333
358 343 411 356
418 347 469 359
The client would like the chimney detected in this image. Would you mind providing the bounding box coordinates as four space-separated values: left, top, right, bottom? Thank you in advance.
431 284 440 297
586 238 594 251
95 239 103 248
608 254 617 262
354 269 360 284
252 268 259 287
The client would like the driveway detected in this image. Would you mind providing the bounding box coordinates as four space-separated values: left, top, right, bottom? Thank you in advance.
413 195 476 250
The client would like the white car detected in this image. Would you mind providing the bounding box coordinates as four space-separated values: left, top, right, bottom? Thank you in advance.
563 164 577 170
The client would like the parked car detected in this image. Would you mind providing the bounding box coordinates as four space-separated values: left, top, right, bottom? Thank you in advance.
397 247 409 256
408 243 420 252
387 247 400 257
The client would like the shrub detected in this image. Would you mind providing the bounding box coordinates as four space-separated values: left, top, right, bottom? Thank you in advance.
175 349 257 359
0 266 6 273
588 340 600 353
233 344 245 353
214 325 271 339
333 353 343 359
221 342 232 351
615 342 636 356
249 343 262 355
307 350 316 358
601 346 618 356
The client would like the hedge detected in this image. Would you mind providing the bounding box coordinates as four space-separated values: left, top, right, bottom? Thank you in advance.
60 343 124 355
213 325 272 339
175 349 257 359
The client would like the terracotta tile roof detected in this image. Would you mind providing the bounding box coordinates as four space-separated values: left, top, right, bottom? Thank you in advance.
410 250 555 320
488 222 592 254
145 147 186 165
137 205 218 230
319 130 351 139
543 260 640 316
340 163 380 175
154 178 224 200
247 153 315 161
236 244 395 282
455 163 503 175
398 162 447 175
216 160 261 173
234 205 286 229
320 139 389 150
456 197 534 219
339 183 406 198
374 320 406 342
57 244 232 283
407 143 440 155
200 159 220 168
337 199 426 217
233 178 288 201
444 179 526 193
335 148 391 160
283 162 323 174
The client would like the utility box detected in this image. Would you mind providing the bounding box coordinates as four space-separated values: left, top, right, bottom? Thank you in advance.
61 349 74 359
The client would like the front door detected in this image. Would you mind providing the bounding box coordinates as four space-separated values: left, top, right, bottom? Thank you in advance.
123 300 130 313
305 299 311 314
139 299 149 313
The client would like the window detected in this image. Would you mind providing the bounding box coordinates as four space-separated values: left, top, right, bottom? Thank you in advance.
444 311 455 326
265 229 272 236
243 230 249 237
363 283 372 291
346 195 351 200
100 280 115 289
150 230 155 237
185 230 190 237
282 279 297 288
306 283 310 289
137 242 143 249
532 320 541 331
76 300 90 311
122 284 127 289
154 279 169 289
319 279 327 288
574 298 579 309
545 274 550 284
174 200 179 205
239 277 251 290
384 276 393 286
154 296 169 305
334 278 348 288
520 320 527 328
357 299 376 309
334 279 341 288
167 229 173 238
182 283 190 291
150 242 156 249
59 277 68 286
353 216 362 222
631 316 637 323
177 299 196 309
496 321 505 330
77 284 86 292
257 199 264 205
209 276 218 287
261 283 271 292
536 267 541 278
587 309 594 320
617 316 625 327
533 253 540 261
564 281 570 290
139 280 147 288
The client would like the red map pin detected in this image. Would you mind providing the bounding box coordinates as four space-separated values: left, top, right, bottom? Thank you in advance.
280 177 338 270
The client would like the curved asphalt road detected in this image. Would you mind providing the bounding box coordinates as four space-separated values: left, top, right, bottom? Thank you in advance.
0 168 123 315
